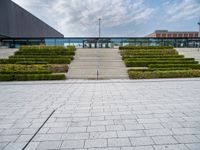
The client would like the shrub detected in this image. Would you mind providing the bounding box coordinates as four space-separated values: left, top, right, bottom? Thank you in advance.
4 58 72 64
125 60 198 67
10 55 74 59
149 64 200 69
0 64 68 73
0 70 52 74
120 50 178 55
14 74 66 81
124 58 195 62
122 55 184 59
128 70 200 79
119 46 174 50
128 68 193 72
0 74 13 81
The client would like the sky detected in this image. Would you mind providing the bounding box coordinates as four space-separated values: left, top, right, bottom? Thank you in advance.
12 0 200 37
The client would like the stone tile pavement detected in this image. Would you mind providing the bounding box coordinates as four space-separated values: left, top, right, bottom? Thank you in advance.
0 79 200 150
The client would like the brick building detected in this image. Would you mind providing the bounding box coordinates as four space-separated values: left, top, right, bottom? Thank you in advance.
146 30 198 38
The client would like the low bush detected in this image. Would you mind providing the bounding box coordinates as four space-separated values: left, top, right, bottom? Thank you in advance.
128 68 193 72
119 46 174 50
0 74 13 81
0 70 52 74
0 64 68 73
128 70 200 79
122 55 184 59
14 74 66 81
0 58 71 64
10 55 74 59
149 64 200 69
15 61 48 64
120 50 178 55
125 60 198 67
15 51 75 55
124 58 195 62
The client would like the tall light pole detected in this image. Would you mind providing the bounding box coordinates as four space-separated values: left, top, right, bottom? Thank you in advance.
198 20 200 52
98 18 101 38
198 20 200 37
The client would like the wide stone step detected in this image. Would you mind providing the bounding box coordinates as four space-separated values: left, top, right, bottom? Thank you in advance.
66 48 128 79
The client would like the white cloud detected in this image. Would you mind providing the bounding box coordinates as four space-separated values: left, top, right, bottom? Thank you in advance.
163 0 200 22
12 0 154 36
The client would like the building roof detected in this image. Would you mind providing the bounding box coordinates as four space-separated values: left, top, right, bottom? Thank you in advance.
0 0 64 38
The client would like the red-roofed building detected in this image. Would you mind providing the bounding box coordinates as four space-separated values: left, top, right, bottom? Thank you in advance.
146 30 199 38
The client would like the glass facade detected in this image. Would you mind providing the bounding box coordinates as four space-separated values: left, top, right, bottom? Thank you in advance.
0 37 200 48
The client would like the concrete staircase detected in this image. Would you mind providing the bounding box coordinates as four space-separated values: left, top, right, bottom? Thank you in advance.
66 48 129 79
176 48 200 63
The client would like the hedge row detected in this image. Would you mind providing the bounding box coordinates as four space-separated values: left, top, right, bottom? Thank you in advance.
122 55 184 59
10 55 74 59
20 45 76 51
125 60 198 67
0 70 52 74
0 64 68 73
120 50 178 55
149 64 200 69
0 74 66 81
128 68 193 72
128 70 200 79
15 51 75 55
124 58 195 62
0 58 71 64
119 46 174 50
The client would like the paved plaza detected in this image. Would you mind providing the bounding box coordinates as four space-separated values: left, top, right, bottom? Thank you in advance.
0 79 200 150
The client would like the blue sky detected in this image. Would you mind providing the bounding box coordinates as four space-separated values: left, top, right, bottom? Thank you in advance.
12 0 200 37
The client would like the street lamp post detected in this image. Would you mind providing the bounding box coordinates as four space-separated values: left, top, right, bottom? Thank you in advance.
98 18 101 38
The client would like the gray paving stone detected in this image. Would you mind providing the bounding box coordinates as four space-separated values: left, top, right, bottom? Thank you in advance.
186 143 200 150
154 144 189 150
36 141 62 150
90 131 117 139
1 79 200 149
130 137 154 146
68 127 87 133
85 139 107 148
61 140 85 149
152 136 178 145
121 146 154 150
108 138 131 147
174 135 200 143
87 126 106 132
62 133 89 140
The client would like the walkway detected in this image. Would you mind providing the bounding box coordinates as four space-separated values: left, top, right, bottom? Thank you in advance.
0 79 200 150
176 48 200 63
0 48 18 59
66 48 129 79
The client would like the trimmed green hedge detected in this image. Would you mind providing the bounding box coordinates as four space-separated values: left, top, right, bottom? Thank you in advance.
14 74 66 81
15 51 75 55
10 55 74 59
125 60 198 67
128 70 200 79
120 50 178 55
0 74 66 81
0 70 52 74
125 58 195 62
20 45 75 51
119 46 174 50
149 64 200 69
0 58 71 64
0 74 13 81
122 55 184 59
0 64 68 73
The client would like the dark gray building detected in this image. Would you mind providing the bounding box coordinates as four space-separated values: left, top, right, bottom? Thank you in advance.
0 0 63 38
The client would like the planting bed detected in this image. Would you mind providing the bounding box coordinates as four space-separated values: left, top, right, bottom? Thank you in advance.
0 46 75 81
120 46 200 79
